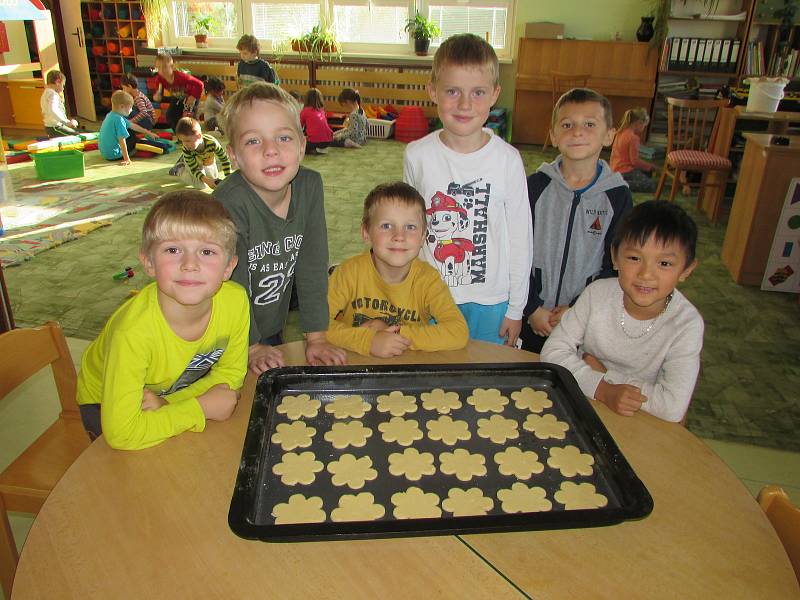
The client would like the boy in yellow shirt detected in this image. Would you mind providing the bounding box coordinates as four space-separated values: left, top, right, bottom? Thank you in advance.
327 181 468 357
76 191 249 449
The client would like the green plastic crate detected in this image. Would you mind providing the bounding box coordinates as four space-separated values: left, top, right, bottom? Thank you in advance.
32 150 85 181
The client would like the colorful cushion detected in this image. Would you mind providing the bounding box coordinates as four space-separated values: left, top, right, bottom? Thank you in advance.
667 150 731 170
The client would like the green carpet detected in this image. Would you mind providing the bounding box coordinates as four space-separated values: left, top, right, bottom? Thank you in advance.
4 139 799 451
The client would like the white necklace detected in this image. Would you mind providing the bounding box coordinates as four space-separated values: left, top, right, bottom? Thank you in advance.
619 293 673 339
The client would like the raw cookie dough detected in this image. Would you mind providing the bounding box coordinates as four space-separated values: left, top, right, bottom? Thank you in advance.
442 487 494 516
555 481 608 509
426 415 471 445
497 482 553 513
510 387 553 413
420 388 462 414
272 451 324 486
324 394 371 419
376 390 418 417
388 448 436 481
272 494 326 524
378 417 423 446
439 448 487 481
323 420 373 449
547 445 595 477
494 447 544 479
331 492 386 522
327 454 378 489
276 393 321 420
391 486 442 519
271 421 316 450
476 414 520 444
523 413 570 440
466 388 509 413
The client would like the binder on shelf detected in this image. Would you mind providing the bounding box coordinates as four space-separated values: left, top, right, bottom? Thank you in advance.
729 40 741 73
688 38 699 69
669 37 680 70
678 38 691 69
710 40 724 72
702 38 715 71
696 39 708 71
720 39 732 72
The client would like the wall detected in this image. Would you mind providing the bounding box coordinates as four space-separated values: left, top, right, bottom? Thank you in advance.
1 21 34 79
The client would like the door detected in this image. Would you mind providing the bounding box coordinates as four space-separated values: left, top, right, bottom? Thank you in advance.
59 0 95 121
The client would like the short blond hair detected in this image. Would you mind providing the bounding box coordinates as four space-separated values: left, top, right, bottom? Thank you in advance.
141 191 238 259
154 53 173 67
111 89 133 110
431 33 499 87
222 82 302 142
362 182 426 229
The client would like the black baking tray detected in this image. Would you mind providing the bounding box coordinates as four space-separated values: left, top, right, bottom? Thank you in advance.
229 363 653 541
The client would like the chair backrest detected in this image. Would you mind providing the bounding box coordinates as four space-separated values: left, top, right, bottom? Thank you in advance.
551 72 591 106
758 485 800 584
665 97 727 154
0 322 79 419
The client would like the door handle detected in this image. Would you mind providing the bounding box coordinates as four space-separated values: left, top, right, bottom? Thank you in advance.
71 27 83 48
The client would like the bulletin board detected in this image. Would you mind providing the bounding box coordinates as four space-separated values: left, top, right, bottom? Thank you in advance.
761 178 800 293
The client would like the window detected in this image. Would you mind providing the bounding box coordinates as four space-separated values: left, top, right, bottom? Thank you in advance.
333 1 409 45
251 2 321 42
426 1 510 51
172 1 239 39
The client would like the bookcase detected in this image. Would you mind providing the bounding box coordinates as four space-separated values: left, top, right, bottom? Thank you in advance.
80 0 148 115
743 0 799 78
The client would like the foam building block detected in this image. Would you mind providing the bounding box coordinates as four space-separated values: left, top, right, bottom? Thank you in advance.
27 135 82 152
13 140 38 151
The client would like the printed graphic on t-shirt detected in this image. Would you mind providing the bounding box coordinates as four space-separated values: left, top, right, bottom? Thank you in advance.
348 296 422 327
426 179 490 288
161 347 225 395
247 234 302 306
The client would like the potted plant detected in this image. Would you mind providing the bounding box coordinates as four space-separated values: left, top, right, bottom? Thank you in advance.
404 12 441 56
192 13 216 48
290 25 341 62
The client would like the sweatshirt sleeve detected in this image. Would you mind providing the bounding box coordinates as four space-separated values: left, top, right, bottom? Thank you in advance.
600 187 633 279
213 138 232 175
325 264 376 356
402 270 468 351
504 152 533 320
523 172 549 316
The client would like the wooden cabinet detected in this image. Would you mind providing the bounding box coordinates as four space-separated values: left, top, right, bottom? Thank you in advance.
512 39 658 145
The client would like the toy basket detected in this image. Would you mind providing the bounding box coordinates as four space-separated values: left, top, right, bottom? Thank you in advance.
367 118 395 139
32 150 85 181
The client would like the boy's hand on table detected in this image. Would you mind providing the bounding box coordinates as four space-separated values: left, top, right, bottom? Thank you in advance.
595 380 647 417
305 335 347 366
582 352 607 373
529 307 554 337
499 317 521 347
370 326 410 358
549 305 569 327
197 384 238 421
248 343 285 375
141 388 166 411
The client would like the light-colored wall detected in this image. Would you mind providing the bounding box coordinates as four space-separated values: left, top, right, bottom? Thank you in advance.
1 21 34 79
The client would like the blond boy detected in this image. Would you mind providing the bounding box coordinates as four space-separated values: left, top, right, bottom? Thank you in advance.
76 191 249 449
98 90 157 164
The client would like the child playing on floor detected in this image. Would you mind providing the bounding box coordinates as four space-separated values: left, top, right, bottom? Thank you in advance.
41 70 79 137
120 73 156 131
152 53 204 131
213 82 346 373
98 90 158 165
76 191 249 449
541 200 703 423
331 88 367 148
174 116 232 190
403 33 533 347
201 76 226 133
327 181 468 357
300 88 333 155
610 107 657 193
236 34 280 88
520 88 632 353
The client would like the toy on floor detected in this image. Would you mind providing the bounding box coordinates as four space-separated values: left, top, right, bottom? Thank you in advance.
113 267 135 281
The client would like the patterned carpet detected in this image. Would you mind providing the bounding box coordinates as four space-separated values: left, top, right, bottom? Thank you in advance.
4 138 799 451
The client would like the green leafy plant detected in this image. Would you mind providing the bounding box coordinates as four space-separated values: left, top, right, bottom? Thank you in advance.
404 11 441 41
291 25 341 62
191 13 217 36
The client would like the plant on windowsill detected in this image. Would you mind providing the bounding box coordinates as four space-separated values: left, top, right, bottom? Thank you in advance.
192 14 217 48
404 12 441 56
290 25 342 62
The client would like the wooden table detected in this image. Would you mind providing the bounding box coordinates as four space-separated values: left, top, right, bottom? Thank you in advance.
12 342 799 598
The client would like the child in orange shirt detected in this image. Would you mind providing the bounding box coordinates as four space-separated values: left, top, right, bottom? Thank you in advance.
610 108 656 193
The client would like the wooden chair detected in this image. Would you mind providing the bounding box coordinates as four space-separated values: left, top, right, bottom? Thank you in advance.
542 72 591 150
758 485 800 585
0 322 90 597
654 97 732 223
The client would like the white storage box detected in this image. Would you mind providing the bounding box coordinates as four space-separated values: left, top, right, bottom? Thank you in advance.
367 118 395 139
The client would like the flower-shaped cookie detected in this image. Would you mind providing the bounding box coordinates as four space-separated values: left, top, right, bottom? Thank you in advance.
442 487 494 516
494 447 544 479
388 448 436 481
466 388 509 413
497 483 552 513
272 494 326 524
324 395 371 419
378 417 423 446
523 413 570 440
391 486 442 519
271 421 316 450
376 390 418 417
327 454 378 489
420 388 462 414
272 451 324 486
510 387 553 413
331 492 386 522
547 445 595 477
323 420 373 449
554 482 608 509
426 415 471 445
476 414 520 444
276 393 321 420
439 448 487 481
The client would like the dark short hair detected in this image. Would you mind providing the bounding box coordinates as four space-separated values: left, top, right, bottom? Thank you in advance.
551 87 613 130
362 181 426 228
205 76 226 93
612 200 698 265
337 88 361 106
175 116 201 137
236 34 259 54
120 73 138 88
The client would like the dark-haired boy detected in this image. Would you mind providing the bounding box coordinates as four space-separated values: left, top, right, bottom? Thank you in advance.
541 200 703 423
236 34 280 88
520 88 632 353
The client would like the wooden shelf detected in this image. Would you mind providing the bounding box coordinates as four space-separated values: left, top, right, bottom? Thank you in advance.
660 69 738 77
